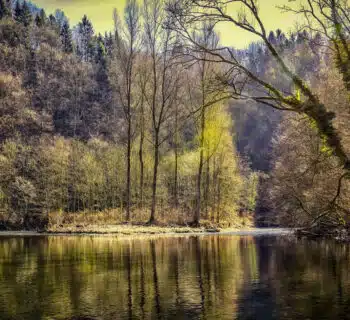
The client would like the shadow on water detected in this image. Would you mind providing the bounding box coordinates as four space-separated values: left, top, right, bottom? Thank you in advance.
1 234 350 319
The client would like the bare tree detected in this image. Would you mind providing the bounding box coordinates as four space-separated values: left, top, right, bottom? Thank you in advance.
143 0 182 223
167 0 350 172
164 0 350 232
280 0 350 90
137 61 147 209
192 24 221 226
112 0 141 221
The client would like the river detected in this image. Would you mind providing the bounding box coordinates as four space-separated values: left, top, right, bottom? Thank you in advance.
0 229 349 319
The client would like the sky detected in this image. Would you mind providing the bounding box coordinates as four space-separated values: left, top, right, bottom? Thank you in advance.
33 0 299 49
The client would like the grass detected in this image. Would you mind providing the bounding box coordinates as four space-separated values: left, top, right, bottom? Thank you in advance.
46 208 254 235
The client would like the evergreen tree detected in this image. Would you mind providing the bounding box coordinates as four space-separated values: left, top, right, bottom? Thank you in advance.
0 0 10 20
95 34 110 106
54 9 68 29
77 15 94 62
48 14 56 26
60 21 73 53
14 1 32 27
276 29 282 42
95 34 105 64
24 47 38 88
35 9 46 27
13 1 23 23
21 1 32 27
268 31 276 45
104 31 114 55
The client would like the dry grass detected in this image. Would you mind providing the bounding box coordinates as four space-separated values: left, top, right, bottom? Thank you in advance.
47 224 206 235
46 208 254 235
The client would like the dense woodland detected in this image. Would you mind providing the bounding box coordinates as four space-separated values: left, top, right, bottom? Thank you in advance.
0 0 349 233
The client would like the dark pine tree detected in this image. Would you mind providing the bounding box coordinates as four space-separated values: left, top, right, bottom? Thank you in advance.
48 14 56 26
93 34 112 136
95 34 106 64
104 31 114 55
21 1 32 27
60 21 73 53
77 15 94 62
35 9 46 27
24 47 38 89
14 1 32 27
0 0 11 20
268 31 276 45
13 1 23 23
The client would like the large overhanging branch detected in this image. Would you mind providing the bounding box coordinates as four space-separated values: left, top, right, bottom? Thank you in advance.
167 0 350 169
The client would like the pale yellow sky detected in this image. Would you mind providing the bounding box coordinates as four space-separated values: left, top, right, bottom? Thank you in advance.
33 0 299 48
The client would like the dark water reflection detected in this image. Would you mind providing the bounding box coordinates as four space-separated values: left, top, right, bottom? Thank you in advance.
0 234 350 319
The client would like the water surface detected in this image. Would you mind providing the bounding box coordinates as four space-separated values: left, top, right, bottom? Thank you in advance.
0 231 349 319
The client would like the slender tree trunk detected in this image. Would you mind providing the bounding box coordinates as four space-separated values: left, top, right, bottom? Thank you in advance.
216 176 221 224
174 105 179 208
211 157 217 223
194 107 205 226
139 103 145 209
204 155 210 219
150 132 159 224
126 117 131 221
174 144 179 208
149 39 158 224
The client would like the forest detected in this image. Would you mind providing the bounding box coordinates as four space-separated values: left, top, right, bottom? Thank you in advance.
0 0 349 236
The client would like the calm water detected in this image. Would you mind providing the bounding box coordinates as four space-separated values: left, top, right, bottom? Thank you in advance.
0 232 350 320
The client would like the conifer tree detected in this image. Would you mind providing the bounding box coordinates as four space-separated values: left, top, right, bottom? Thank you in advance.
48 14 57 27
54 9 68 29
35 9 46 27
21 1 32 27
95 34 106 64
77 15 94 62
268 31 276 45
104 31 114 55
0 0 10 20
13 1 23 23
14 1 32 27
94 33 111 132
60 21 73 53
24 47 38 88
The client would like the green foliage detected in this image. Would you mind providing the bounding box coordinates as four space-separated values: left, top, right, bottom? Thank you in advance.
320 135 334 156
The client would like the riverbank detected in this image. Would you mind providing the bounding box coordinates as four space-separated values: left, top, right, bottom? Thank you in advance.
0 227 292 237
0 208 256 235
47 224 219 235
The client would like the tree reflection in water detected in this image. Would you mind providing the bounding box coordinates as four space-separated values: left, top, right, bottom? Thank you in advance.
0 235 350 319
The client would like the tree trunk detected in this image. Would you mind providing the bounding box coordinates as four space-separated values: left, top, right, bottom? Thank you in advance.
216 177 221 225
204 155 210 219
194 107 205 226
126 118 131 221
150 133 159 224
174 105 179 208
139 103 144 209
211 157 217 223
